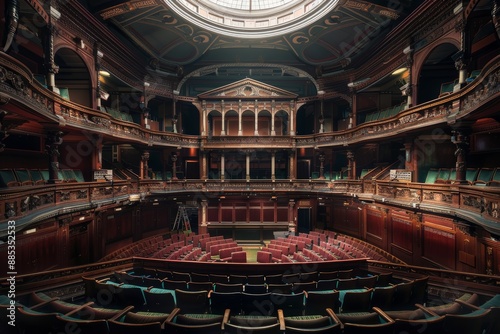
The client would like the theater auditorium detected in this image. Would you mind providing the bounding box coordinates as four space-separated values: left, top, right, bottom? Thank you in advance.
0 0 500 333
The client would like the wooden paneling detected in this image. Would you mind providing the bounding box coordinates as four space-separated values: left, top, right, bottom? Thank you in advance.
0 224 58 274
277 208 288 222
389 211 414 263
262 208 274 222
366 209 384 240
221 208 233 222
208 207 219 222
249 207 261 222
422 223 455 269
390 211 413 251
333 201 361 237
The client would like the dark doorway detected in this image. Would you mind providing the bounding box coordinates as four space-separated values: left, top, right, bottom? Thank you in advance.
297 208 311 234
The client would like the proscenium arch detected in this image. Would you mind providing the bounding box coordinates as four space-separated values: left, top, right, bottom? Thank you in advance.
176 63 320 94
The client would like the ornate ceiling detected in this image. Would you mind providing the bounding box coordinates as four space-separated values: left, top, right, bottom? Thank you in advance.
81 0 418 96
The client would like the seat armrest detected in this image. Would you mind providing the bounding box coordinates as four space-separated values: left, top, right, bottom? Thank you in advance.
96 277 111 283
63 301 95 316
454 299 481 310
221 308 231 330
277 309 286 331
415 303 440 317
326 307 342 325
29 297 60 310
166 307 181 323
372 307 395 324
109 305 135 321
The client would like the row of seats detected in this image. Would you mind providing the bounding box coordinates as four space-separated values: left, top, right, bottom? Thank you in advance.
332 234 405 264
6 287 497 334
100 235 168 261
100 106 136 123
0 168 84 187
438 70 481 98
363 103 406 124
105 270 428 311
424 167 500 185
85 275 426 315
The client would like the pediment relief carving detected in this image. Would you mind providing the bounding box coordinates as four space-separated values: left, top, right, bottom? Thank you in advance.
198 78 297 100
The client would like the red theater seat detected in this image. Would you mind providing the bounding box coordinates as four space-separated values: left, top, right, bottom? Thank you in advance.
257 251 273 263
231 251 247 263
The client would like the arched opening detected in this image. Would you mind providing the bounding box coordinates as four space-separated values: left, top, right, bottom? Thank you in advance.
225 110 238 136
296 104 315 135
179 103 200 135
241 109 255 135
55 48 92 107
207 110 222 138
257 110 272 135
417 43 460 104
275 110 288 135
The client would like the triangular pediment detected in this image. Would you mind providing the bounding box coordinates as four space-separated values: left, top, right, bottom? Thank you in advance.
198 78 298 100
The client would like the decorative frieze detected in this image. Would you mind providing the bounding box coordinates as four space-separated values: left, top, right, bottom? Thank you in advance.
423 191 453 204
462 194 484 212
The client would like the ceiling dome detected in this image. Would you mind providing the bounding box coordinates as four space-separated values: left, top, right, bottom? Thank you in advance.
166 0 336 38
207 0 295 11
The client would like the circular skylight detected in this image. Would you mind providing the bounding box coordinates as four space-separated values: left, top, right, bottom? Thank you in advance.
207 0 294 11
167 0 336 38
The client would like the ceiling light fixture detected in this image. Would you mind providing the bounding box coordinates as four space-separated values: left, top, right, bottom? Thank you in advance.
392 67 407 75
99 70 111 77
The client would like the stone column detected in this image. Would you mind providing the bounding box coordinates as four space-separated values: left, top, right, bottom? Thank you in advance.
201 150 207 180
350 93 356 128
289 149 295 180
201 100 207 136
271 100 276 136
288 199 296 235
402 47 414 107
452 129 470 184
199 200 208 234
45 131 64 183
44 21 59 91
347 150 355 180
94 44 103 109
171 153 178 180
254 100 259 135
220 152 225 181
289 100 295 136
319 99 324 133
318 153 325 179
220 100 226 135
2 0 19 52
172 96 178 133
141 151 150 179
246 151 251 181
454 51 468 89
404 142 414 172
238 100 243 136
271 150 276 181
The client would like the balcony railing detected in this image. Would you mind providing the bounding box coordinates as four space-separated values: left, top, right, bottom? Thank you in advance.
1 178 500 236
0 54 498 149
